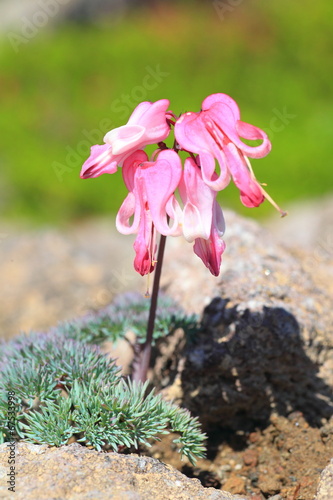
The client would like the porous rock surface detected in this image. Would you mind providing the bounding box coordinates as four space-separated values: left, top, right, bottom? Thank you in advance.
0 218 141 340
0 442 246 500
314 459 333 500
157 210 333 429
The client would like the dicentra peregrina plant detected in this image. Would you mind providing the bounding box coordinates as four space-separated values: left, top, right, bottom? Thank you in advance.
81 93 285 381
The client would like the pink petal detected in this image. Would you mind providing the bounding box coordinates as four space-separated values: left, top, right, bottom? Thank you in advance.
82 100 170 180
180 158 215 241
224 143 265 207
127 101 153 123
116 150 149 234
207 102 271 159
116 192 140 235
141 150 182 236
193 198 225 276
175 114 230 190
236 121 271 158
202 93 241 122
212 199 225 237
133 225 156 276
199 151 231 191
104 125 146 155
132 99 171 142
193 227 226 277
122 150 148 191
80 144 118 179
165 197 183 237
133 182 157 276
175 112 211 153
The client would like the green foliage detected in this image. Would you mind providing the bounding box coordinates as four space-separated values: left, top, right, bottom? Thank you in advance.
55 291 200 346
19 398 74 447
1 1 333 224
0 296 205 463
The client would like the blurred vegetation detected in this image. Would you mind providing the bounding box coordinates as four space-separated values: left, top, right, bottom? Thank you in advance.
0 0 332 226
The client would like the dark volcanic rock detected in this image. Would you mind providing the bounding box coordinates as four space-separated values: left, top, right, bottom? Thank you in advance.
156 210 333 429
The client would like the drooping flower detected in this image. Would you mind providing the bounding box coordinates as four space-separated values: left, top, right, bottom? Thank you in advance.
174 93 272 208
116 149 182 275
179 157 226 276
80 99 171 179
79 93 286 385
80 93 284 279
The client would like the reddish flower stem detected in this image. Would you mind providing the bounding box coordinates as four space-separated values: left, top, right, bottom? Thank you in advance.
132 233 167 383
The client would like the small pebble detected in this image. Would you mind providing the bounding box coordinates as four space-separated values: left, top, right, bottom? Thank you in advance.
223 475 246 495
243 449 259 467
220 464 232 472
248 471 259 485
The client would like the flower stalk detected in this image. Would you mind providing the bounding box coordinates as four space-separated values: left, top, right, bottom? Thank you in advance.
132 233 167 383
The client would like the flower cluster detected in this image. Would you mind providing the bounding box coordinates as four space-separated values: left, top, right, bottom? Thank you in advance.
81 94 282 276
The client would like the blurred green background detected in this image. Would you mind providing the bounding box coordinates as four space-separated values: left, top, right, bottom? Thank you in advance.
0 0 332 226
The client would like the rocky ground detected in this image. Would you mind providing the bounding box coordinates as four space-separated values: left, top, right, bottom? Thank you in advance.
149 412 333 499
0 442 243 500
0 195 332 499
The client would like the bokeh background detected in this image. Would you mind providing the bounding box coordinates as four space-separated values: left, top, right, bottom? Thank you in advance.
1 0 332 227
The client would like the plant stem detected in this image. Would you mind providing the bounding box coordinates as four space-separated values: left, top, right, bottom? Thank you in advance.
132 234 167 383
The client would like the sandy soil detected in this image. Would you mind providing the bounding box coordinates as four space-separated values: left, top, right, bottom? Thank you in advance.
149 411 333 499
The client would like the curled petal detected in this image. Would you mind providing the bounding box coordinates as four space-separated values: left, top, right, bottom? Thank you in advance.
199 151 230 191
236 121 271 158
224 143 265 207
176 93 271 198
207 102 271 159
116 192 140 235
116 151 149 235
202 93 270 157
165 196 183 237
80 144 118 179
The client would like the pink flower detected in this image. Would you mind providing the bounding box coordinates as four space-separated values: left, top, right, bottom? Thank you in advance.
80 93 285 278
179 157 225 276
116 149 182 276
193 225 226 277
174 93 271 208
80 99 171 179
